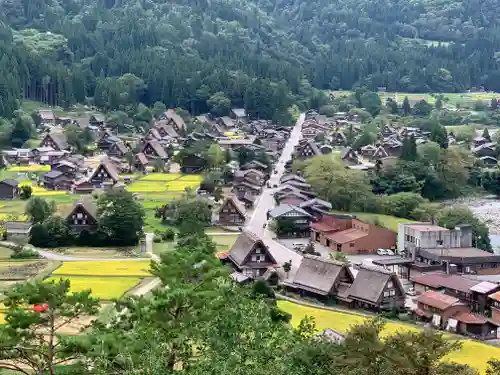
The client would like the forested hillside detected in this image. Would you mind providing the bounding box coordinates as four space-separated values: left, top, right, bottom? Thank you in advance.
1 0 500 119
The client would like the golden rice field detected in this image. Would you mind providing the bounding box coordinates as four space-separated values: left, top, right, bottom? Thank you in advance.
278 301 500 374
127 181 167 193
140 173 182 181
47 276 141 299
7 165 51 172
19 180 68 196
52 261 151 277
0 213 28 221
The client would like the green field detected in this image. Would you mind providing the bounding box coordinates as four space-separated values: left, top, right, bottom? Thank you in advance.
330 211 416 232
279 301 500 374
331 91 499 107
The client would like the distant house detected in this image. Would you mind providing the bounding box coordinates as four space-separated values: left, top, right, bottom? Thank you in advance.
39 109 55 125
160 109 186 133
39 133 69 151
97 134 120 151
332 131 347 145
233 180 262 197
179 153 206 174
89 158 120 187
295 139 322 159
4 221 32 241
66 198 98 233
107 141 129 158
275 191 310 206
43 170 72 190
89 114 105 127
283 255 354 299
142 140 168 160
310 214 396 254
218 116 235 130
135 153 149 171
226 231 277 279
53 160 78 177
231 108 247 123
234 168 265 186
345 266 406 311
268 204 313 237
217 196 246 226
320 144 333 155
359 144 377 157
0 179 19 200
415 290 498 340
240 160 268 172
371 145 389 160
473 142 497 158
73 178 94 194
479 156 498 167
340 147 359 165
317 328 345 343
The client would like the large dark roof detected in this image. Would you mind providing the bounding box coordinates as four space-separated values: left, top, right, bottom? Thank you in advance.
228 231 275 267
0 179 19 187
347 266 404 304
418 247 500 264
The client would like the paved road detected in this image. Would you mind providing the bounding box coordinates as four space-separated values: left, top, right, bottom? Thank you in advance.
246 113 305 275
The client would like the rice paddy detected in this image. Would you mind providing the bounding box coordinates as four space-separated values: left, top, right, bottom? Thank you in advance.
46 276 141 299
7 165 50 172
52 260 151 277
127 174 203 193
278 301 500 374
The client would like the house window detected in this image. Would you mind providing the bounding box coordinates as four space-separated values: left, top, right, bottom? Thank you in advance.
336 244 341 251
350 242 355 247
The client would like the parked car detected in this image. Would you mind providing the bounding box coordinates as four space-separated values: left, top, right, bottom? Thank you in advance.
293 243 305 251
385 249 395 256
406 287 416 296
376 248 388 256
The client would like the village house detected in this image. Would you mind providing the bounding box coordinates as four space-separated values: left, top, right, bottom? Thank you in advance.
39 132 70 151
479 156 498 167
294 139 322 159
240 160 269 172
43 170 73 190
233 180 262 198
371 145 389 160
154 120 179 138
415 290 498 340
310 214 396 254
72 178 94 194
231 108 247 124
298 198 332 218
179 153 206 173
53 160 78 178
97 133 121 151
489 291 500 326
410 273 500 315
359 144 377 158
234 168 265 186
473 136 490 148
0 179 19 200
283 255 354 300
340 147 359 165
134 153 148 172
473 142 496 158
89 114 105 127
216 196 246 226
268 204 313 238
107 141 129 158
160 109 186 133
88 158 120 188
331 131 347 145
225 230 277 279
345 266 406 311
142 140 168 160
3 221 32 241
280 174 306 185
301 121 328 139
275 191 310 206
65 198 98 233
39 109 55 125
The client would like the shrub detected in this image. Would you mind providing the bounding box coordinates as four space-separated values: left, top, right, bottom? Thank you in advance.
20 185 33 200
77 229 93 246
162 228 175 241
10 245 40 259
153 235 162 243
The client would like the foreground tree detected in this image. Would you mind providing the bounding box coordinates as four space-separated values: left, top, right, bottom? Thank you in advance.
0 279 99 375
25 197 55 224
97 190 145 245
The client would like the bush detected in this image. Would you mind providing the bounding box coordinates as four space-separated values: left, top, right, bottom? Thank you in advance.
10 245 40 259
153 235 162 243
77 229 93 246
162 228 175 241
20 185 33 200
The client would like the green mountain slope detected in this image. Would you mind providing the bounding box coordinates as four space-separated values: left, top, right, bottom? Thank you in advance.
1 0 500 118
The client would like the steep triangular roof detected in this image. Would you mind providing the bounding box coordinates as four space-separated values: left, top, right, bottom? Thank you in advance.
218 196 246 218
228 231 276 267
347 266 404 304
66 197 98 221
89 157 119 183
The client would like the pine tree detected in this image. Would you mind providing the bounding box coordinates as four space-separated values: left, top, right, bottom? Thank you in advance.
483 128 491 141
402 96 411 116
435 97 443 110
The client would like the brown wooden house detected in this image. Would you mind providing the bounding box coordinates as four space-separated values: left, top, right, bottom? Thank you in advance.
66 198 98 233
226 231 277 279
39 133 70 151
42 171 72 190
142 140 168 160
0 179 19 200
107 141 129 158
89 158 120 187
217 196 246 226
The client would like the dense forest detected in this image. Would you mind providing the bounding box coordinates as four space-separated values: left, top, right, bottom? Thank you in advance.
2 0 500 119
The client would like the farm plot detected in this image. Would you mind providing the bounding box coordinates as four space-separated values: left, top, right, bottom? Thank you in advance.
127 180 167 193
140 173 182 181
46 276 141 299
52 260 151 277
7 165 50 172
166 175 203 191
278 301 500 374
19 180 68 197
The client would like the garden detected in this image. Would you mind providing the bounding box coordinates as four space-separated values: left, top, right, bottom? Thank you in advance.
126 173 203 193
278 301 500 374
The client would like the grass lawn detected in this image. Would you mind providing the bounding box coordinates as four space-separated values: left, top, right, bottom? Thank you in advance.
209 235 239 251
0 247 13 259
47 276 141 300
278 301 500 374
152 241 176 255
52 260 151 277
330 211 417 232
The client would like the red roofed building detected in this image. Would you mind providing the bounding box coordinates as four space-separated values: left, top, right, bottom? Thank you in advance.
310 214 396 254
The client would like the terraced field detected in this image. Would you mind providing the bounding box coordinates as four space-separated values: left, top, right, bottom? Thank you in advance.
52 260 151 277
